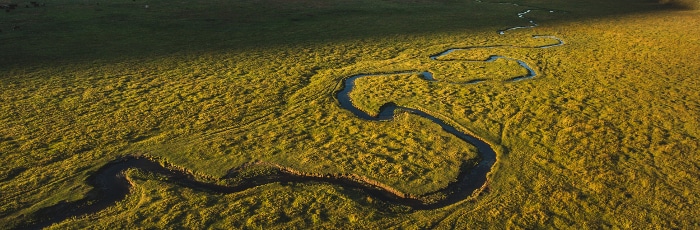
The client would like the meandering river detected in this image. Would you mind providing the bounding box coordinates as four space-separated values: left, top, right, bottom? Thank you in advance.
18 1 565 229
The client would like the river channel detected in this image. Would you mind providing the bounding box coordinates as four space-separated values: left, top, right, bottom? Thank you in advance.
17 1 565 229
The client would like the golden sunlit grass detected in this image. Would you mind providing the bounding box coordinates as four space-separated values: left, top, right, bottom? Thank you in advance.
1 0 699 228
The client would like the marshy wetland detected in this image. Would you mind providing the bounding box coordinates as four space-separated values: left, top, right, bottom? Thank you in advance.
2 0 699 228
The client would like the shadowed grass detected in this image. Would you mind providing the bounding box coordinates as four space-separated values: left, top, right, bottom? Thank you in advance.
1 0 699 229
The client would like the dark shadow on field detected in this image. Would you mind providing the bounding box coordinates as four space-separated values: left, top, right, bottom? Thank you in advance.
0 0 686 69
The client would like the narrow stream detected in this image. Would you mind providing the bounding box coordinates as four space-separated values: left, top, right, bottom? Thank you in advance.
16 1 565 229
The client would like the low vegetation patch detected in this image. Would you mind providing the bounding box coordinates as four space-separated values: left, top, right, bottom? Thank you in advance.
1 0 698 228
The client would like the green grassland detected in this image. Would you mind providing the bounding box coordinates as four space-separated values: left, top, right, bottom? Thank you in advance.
1 0 699 228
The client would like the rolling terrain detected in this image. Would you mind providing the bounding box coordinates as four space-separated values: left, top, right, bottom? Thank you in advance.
1 0 699 228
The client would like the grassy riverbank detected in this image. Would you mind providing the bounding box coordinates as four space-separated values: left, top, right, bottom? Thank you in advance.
2 0 699 228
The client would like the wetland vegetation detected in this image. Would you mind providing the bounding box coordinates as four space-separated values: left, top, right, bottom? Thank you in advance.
1 0 699 228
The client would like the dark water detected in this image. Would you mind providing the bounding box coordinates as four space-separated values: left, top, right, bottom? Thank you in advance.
336 71 498 203
19 70 502 229
15 1 566 228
